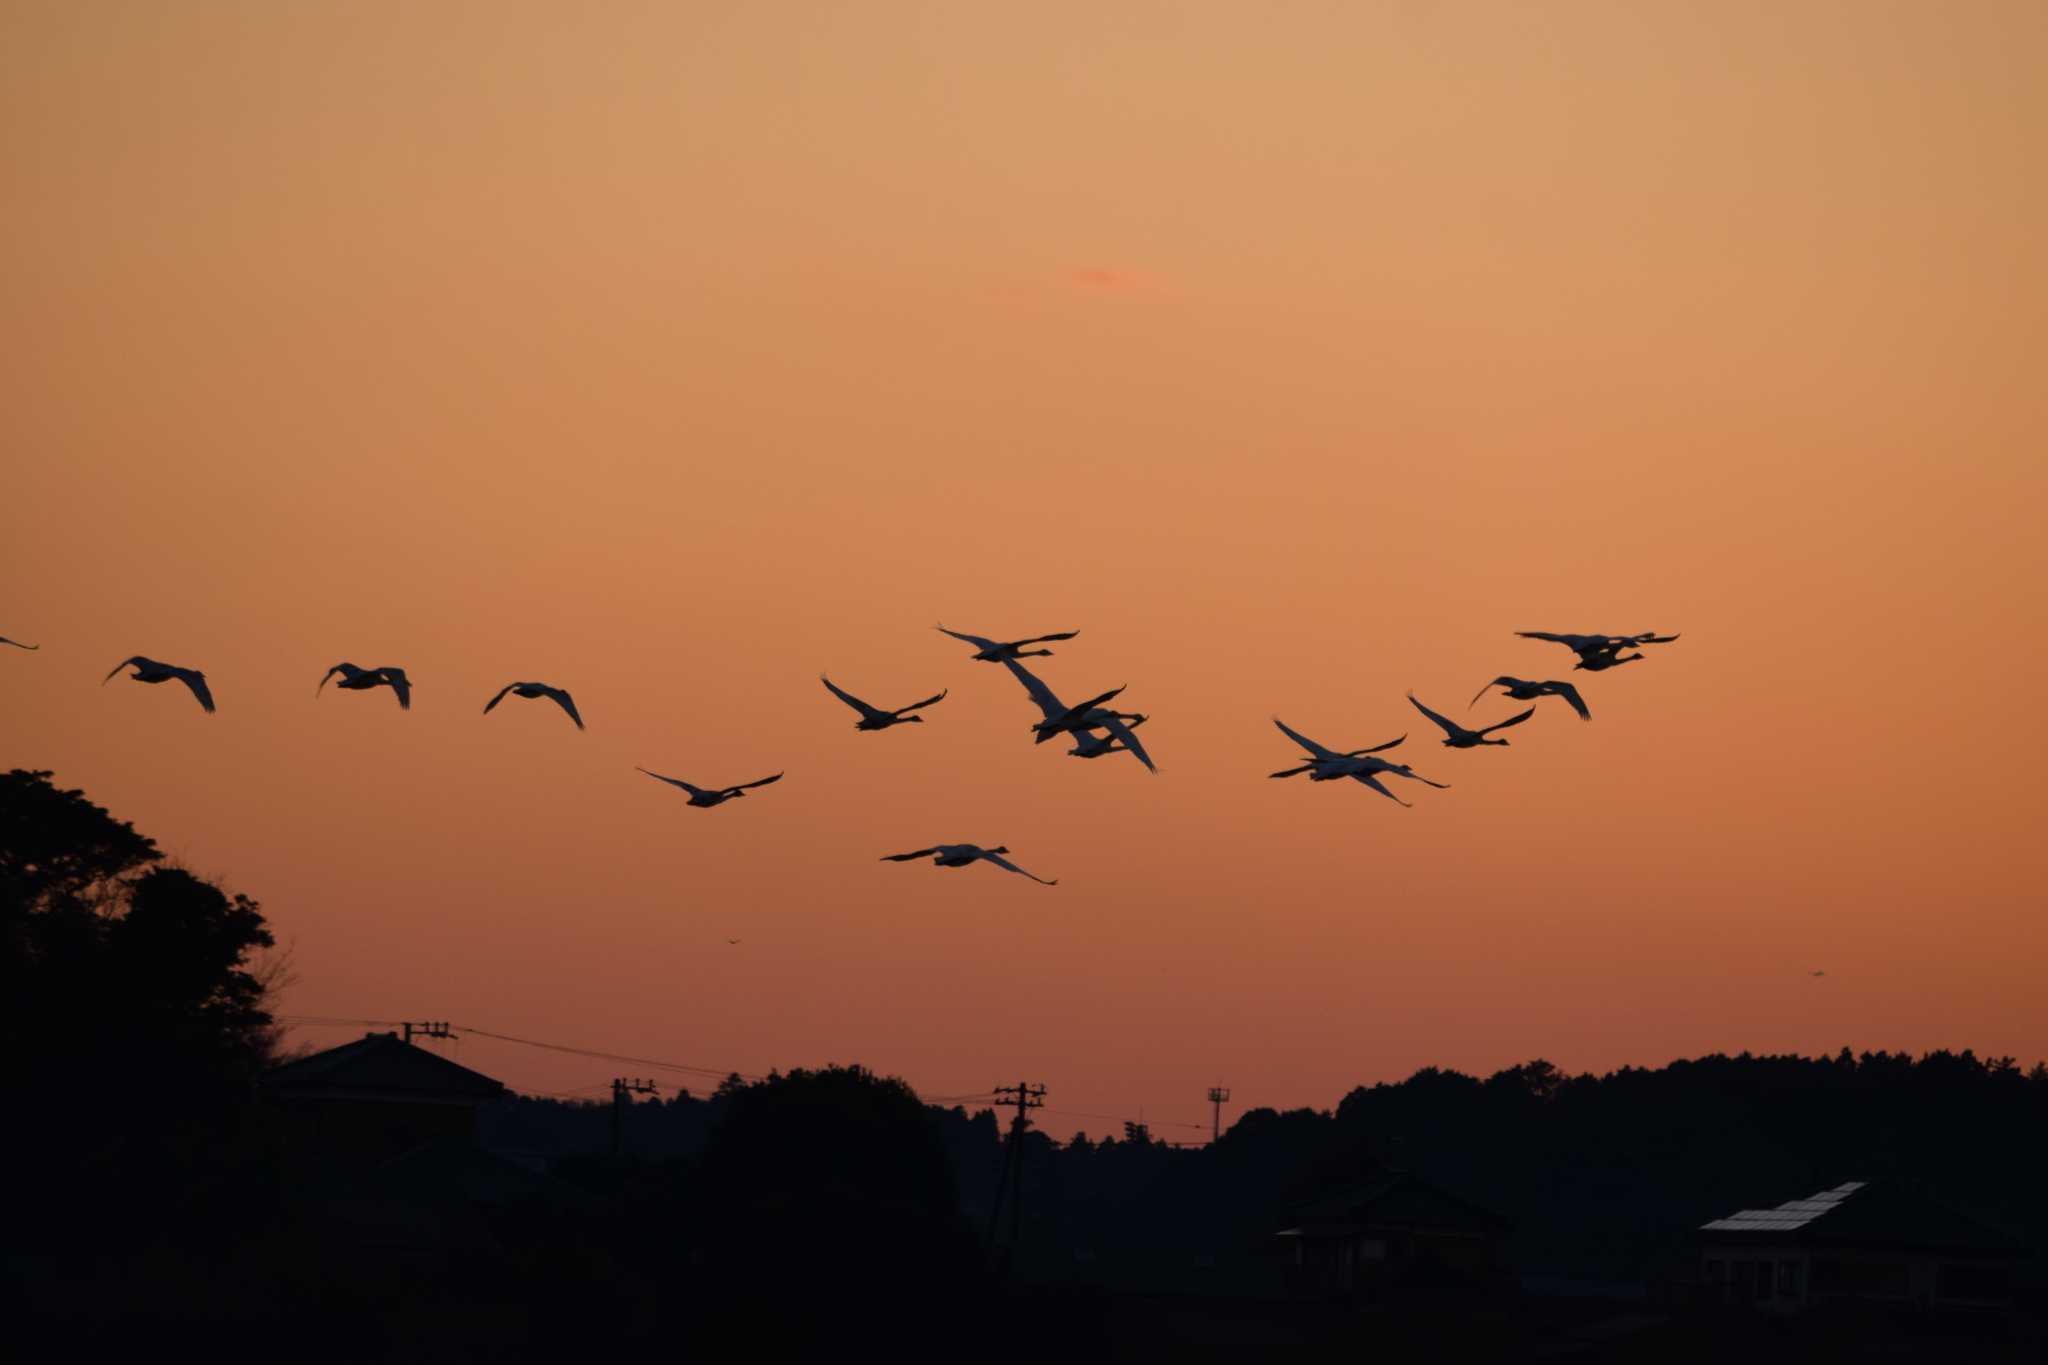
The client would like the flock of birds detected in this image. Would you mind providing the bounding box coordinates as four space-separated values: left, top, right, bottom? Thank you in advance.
10 625 1680 889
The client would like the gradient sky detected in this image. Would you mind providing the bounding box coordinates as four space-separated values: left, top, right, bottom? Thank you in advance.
5 1 2044 1138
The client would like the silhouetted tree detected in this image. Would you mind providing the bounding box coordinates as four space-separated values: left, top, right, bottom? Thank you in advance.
683 1065 987 1342
1 770 278 1247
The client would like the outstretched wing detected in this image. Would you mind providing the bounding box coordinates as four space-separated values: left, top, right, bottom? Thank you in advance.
731 772 784 792
821 674 887 720
1406 694 1462 738
637 767 706 798
176 669 216 714
1552 681 1590 721
1096 713 1156 773
979 850 1057 885
103 656 146 683
0 637 38 650
935 624 999 651
483 683 517 714
1006 630 1079 648
1382 763 1450 789
1272 716 1340 761
1517 631 1610 652
544 687 585 729
379 668 412 710
1344 735 1406 756
1469 677 1513 708
1348 771 1411 807
894 688 947 714
881 848 938 862
1478 706 1536 735
999 657 1067 721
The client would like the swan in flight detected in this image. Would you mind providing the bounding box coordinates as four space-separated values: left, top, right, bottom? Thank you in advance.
102 656 215 713
318 663 413 709
0 636 37 651
1000 658 1155 772
936 624 1080 662
1469 676 1589 721
637 767 784 808
1068 718 1149 761
1517 631 1678 671
1269 717 1446 806
820 675 947 731
1409 694 1534 747
880 843 1058 885
483 682 583 729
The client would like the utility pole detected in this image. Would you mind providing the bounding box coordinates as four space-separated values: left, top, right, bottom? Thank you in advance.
611 1077 658 1160
985 1080 1045 1273
400 1021 454 1045
1207 1085 1231 1143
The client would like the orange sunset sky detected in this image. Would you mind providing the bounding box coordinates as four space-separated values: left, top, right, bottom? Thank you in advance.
4 2 2045 1137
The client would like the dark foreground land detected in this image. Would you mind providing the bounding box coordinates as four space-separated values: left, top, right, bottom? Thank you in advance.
6 768 2045 1361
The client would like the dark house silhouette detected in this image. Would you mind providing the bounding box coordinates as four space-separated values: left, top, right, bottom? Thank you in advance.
1276 1169 1511 1299
1698 1180 2025 1311
264 1030 508 1162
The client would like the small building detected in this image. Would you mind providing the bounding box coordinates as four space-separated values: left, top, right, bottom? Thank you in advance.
1277 1169 1511 1299
1697 1180 2024 1311
264 1030 508 1163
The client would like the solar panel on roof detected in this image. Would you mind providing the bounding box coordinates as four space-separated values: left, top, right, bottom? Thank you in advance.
1700 1181 1868 1232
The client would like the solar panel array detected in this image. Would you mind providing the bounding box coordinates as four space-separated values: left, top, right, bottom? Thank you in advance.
1699 1180 1866 1233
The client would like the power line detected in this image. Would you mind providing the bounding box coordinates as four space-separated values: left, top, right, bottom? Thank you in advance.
280 1014 998 1108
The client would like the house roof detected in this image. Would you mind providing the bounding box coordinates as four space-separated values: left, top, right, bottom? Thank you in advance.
1700 1181 2023 1255
265 1031 508 1106
1279 1169 1510 1238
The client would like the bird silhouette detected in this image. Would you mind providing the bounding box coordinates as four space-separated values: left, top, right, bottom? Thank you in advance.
1067 718 1150 760
880 843 1057 885
1269 717 1446 805
0 636 37 651
999 658 1155 771
1410 694 1534 748
1517 630 1678 671
102 656 214 713
935 624 1080 662
820 675 947 731
1470 676 1590 721
483 682 583 729
319 663 412 709
637 767 782 808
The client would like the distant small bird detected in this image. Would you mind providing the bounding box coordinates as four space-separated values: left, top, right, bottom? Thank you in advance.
880 843 1058 885
319 662 413 709
1000 658 1155 771
936 624 1080 662
1517 630 1678 671
483 681 583 729
637 766 783 808
1470 676 1590 721
820 675 947 731
1812 970 1826 977
102 656 214 713
1269 717 1447 806
0 636 37 651
727 939 742 945
1409 694 1534 748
